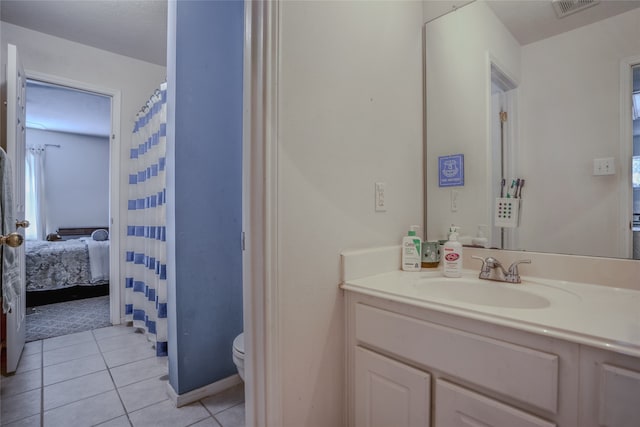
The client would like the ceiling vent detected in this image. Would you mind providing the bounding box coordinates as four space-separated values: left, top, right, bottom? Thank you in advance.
552 0 600 18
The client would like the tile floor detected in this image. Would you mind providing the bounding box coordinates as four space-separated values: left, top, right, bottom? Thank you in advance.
0 325 245 427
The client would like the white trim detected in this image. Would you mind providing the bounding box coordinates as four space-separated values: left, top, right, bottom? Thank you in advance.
619 56 640 259
243 1 281 425
486 53 520 250
24 69 122 325
166 374 242 408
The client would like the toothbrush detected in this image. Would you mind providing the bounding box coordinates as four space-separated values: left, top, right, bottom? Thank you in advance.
513 178 521 198
500 178 505 197
517 179 525 198
507 179 515 198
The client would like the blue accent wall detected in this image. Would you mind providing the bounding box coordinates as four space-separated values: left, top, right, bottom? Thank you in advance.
166 0 244 395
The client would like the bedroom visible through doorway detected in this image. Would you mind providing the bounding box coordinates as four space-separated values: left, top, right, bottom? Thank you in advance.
24 80 113 342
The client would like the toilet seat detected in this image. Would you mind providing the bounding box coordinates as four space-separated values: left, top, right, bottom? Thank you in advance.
233 332 244 356
232 332 245 381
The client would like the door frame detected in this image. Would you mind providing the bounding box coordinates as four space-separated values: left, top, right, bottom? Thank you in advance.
620 55 640 258
243 1 282 425
24 70 122 325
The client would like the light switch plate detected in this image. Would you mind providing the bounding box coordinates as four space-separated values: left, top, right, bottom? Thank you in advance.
451 189 459 212
593 157 616 176
375 182 386 212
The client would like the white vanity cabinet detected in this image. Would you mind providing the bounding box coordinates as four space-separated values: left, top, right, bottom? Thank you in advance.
345 290 640 427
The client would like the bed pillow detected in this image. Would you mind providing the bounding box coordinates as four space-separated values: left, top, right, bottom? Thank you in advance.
91 229 109 241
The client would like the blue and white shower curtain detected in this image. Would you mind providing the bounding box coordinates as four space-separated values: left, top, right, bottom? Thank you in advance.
125 83 168 356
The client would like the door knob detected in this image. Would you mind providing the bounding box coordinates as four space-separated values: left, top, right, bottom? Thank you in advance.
15 219 29 229
2 232 24 248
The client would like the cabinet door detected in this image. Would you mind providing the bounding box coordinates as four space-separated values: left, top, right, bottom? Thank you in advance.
355 346 430 427
598 364 640 427
435 380 555 427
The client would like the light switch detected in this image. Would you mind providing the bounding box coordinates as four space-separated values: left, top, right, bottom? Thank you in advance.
451 189 459 212
375 182 386 212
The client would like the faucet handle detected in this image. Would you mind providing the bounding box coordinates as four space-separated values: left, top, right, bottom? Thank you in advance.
508 259 531 276
471 256 492 279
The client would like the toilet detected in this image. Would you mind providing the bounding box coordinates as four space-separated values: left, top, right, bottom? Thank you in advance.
232 332 245 381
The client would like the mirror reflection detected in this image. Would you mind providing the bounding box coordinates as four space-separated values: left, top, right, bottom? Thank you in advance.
425 0 640 259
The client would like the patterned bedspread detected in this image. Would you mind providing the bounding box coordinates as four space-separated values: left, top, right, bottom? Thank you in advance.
25 238 109 292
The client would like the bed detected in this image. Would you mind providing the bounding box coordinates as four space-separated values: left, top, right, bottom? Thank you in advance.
25 227 110 292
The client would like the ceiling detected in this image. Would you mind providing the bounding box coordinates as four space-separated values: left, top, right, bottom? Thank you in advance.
1 0 167 66
486 0 640 46
26 81 112 138
426 1 640 46
1 1 166 137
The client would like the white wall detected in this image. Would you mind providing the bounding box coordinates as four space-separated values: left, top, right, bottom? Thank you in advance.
1 22 166 291
27 129 109 234
518 8 640 257
425 1 521 241
278 2 424 425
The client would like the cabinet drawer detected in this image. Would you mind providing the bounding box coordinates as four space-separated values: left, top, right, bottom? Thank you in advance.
355 303 559 413
435 379 555 427
599 364 640 427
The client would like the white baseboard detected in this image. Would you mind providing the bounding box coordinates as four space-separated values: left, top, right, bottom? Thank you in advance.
166 374 243 407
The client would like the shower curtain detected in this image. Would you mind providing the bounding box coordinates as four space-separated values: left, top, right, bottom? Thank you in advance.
125 83 168 356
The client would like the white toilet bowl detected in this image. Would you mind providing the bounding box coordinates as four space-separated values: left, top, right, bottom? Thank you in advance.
232 333 245 381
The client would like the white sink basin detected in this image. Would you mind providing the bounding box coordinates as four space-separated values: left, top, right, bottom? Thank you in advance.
408 276 581 309
416 278 551 309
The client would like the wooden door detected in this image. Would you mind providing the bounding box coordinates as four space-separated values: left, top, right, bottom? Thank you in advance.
5 43 27 373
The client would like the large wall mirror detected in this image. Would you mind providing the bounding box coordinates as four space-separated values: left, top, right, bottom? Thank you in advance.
425 0 640 259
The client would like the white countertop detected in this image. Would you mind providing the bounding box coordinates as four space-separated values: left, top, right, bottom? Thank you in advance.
342 269 640 358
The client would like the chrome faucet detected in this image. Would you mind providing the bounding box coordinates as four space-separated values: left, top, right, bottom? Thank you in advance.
472 256 531 284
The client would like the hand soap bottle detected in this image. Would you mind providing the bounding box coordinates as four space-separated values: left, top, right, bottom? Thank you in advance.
402 225 422 271
442 231 463 277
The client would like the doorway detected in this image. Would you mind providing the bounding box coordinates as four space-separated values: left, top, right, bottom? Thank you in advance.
23 79 114 341
490 62 519 250
23 72 122 332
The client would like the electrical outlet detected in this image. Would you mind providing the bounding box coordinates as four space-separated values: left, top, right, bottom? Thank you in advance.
451 189 459 212
375 182 386 212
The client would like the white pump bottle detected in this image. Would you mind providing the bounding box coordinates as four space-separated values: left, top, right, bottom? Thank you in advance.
402 225 422 272
442 231 463 277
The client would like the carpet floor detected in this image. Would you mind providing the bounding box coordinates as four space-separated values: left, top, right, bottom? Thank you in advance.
25 295 111 342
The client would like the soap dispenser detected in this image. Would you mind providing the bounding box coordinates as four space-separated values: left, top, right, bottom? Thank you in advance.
402 225 422 272
472 225 489 248
443 231 463 277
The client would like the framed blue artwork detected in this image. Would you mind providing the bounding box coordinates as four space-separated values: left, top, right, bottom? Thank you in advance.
438 154 464 187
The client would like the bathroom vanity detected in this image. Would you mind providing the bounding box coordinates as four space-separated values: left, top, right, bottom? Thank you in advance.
342 250 640 427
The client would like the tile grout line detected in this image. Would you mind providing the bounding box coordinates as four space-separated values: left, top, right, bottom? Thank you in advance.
93 327 134 427
185 403 222 427
40 340 44 427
